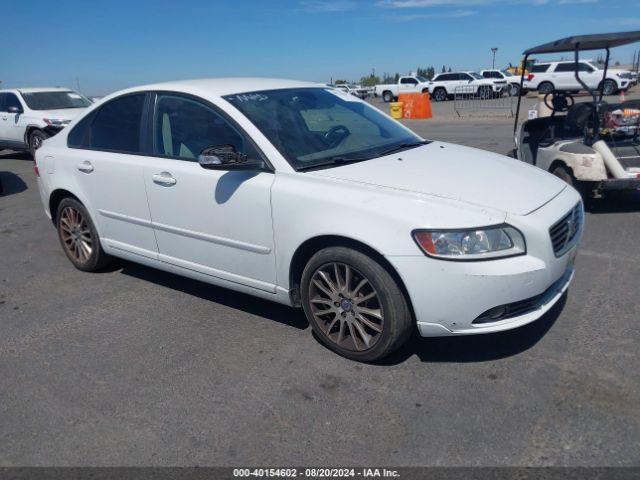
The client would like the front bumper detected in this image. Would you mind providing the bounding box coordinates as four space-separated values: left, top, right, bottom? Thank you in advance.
600 177 640 190
388 186 583 337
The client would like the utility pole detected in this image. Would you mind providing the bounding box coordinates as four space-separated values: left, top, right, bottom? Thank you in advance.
491 48 498 69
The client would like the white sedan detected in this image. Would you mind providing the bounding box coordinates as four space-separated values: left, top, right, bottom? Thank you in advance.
35 78 583 361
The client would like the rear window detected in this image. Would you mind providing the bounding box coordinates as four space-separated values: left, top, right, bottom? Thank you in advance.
20 91 91 110
530 64 550 73
68 93 146 154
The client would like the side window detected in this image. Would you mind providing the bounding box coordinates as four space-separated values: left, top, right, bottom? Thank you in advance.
4 93 23 112
400 77 418 85
154 94 245 160
459 73 472 81
88 94 146 153
579 63 595 72
0 94 6 112
482 72 491 78
553 63 575 72
531 64 550 73
67 111 97 148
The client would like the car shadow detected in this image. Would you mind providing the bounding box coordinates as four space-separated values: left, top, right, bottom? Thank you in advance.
0 171 28 196
587 190 640 214
115 260 309 331
0 150 31 161
377 293 566 365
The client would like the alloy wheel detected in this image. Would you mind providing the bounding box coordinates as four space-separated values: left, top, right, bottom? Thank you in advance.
59 206 93 264
308 262 384 352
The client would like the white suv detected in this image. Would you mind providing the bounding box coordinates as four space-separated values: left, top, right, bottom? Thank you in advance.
480 69 522 96
523 60 632 95
0 88 91 156
428 72 502 102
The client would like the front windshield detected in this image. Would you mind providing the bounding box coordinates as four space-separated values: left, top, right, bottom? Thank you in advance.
224 88 423 170
501 69 514 77
20 91 92 110
469 72 483 80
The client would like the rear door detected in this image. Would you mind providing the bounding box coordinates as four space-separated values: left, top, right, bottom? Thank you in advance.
65 92 159 259
142 93 277 291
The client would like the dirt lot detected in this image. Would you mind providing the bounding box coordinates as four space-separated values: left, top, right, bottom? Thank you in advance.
0 90 639 466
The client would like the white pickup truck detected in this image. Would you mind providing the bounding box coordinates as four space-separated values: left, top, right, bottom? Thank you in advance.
374 76 431 103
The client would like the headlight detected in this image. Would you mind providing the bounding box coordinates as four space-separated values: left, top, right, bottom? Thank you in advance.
43 118 71 127
413 225 526 260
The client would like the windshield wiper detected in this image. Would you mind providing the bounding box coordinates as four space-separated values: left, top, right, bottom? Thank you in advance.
297 156 371 172
376 140 430 157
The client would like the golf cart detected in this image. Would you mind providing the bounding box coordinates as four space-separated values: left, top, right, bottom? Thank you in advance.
514 31 640 199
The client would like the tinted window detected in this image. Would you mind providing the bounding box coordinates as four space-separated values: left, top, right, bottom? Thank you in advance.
154 94 245 160
67 111 97 148
88 94 145 153
459 73 473 81
554 63 594 73
400 77 418 85
437 74 454 81
531 64 550 73
4 93 22 112
0 93 5 112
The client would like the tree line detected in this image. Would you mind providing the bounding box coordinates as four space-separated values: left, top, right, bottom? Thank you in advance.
335 66 454 87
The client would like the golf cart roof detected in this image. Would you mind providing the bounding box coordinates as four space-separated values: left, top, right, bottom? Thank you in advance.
523 30 640 55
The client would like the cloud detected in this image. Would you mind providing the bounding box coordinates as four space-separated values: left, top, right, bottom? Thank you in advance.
298 0 358 11
377 0 599 6
390 8 478 20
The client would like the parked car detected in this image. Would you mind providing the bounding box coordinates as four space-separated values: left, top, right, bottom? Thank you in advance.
480 69 523 96
35 78 582 361
374 76 431 103
428 72 503 102
514 32 640 200
522 60 632 95
0 88 92 157
331 84 371 99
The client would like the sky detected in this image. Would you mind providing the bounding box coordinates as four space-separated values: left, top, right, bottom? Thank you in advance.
2 0 639 95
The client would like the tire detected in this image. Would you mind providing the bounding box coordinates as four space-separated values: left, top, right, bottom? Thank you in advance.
601 79 617 96
508 83 521 97
538 82 554 95
301 246 413 362
432 88 447 102
56 197 111 272
29 130 48 158
382 91 394 103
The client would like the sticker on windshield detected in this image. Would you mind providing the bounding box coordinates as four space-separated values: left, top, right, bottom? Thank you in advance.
324 88 362 102
67 93 82 99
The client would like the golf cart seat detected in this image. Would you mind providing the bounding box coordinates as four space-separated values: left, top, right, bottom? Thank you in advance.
518 114 583 165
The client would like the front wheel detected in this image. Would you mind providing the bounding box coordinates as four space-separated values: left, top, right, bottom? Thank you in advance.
301 247 413 362
601 79 617 96
29 130 48 158
432 88 447 102
56 198 112 271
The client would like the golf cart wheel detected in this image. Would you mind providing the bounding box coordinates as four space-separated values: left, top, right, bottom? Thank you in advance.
29 130 48 158
538 82 554 95
56 198 112 272
433 88 447 102
382 91 394 103
509 84 521 97
601 79 617 96
301 246 413 362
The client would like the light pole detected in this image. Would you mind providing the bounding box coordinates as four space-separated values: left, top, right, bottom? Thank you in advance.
491 48 498 69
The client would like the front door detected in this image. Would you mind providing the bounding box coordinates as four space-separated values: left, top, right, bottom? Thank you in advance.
142 93 277 292
0 93 26 145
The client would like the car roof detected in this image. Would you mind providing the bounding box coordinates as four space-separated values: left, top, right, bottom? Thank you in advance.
119 78 322 97
0 87 77 94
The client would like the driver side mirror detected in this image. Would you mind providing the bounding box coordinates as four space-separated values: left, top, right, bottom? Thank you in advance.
7 106 22 114
198 145 266 171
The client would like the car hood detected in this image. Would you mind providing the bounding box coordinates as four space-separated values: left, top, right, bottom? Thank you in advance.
308 142 566 216
39 108 87 121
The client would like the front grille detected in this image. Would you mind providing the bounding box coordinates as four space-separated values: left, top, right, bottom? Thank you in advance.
549 203 583 257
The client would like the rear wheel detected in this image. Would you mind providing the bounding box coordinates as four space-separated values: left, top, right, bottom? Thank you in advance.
29 130 48 158
432 88 447 102
382 91 394 103
301 247 413 362
478 86 492 100
56 198 111 271
538 82 554 95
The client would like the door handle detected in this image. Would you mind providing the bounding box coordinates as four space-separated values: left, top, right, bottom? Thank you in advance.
76 161 94 173
152 172 177 186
